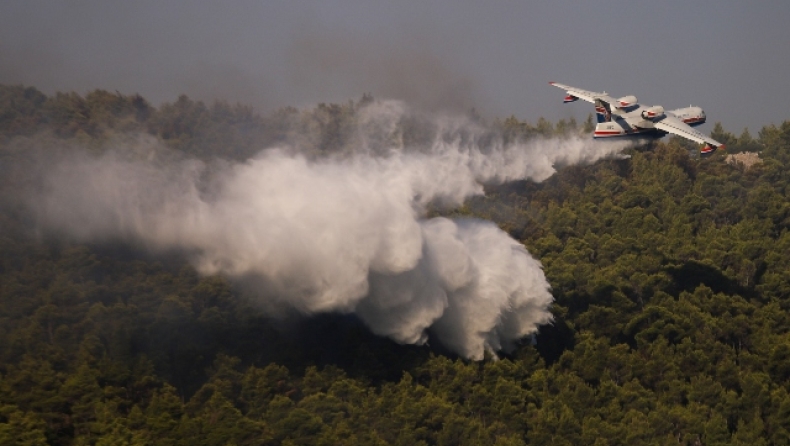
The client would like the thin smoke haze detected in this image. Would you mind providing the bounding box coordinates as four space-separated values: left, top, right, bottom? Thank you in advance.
31 100 631 359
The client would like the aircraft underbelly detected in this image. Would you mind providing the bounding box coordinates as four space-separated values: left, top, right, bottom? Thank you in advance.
593 120 665 139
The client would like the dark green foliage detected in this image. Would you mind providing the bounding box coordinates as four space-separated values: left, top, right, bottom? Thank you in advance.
3 83 790 444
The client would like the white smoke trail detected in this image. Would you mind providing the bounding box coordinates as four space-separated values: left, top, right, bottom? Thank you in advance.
33 100 630 359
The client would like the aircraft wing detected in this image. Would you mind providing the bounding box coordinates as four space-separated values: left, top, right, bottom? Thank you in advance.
549 82 616 105
654 114 724 154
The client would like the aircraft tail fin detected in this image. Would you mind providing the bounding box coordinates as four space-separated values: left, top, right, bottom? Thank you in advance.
594 99 612 123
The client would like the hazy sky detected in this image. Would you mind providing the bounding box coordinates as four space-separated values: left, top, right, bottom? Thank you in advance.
1 1 787 134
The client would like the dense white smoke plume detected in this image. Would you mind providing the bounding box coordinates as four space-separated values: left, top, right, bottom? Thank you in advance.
34 101 629 359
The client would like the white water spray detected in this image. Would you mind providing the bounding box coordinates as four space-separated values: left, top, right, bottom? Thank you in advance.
34 100 630 359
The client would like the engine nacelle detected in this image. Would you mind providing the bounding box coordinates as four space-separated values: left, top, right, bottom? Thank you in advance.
670 106 706 126
641 105 665 120
616 95 638 108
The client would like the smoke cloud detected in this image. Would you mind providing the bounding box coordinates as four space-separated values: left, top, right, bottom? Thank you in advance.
31 100 629 359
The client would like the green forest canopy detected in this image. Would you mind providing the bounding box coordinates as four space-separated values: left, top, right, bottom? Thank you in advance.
2 84 790 444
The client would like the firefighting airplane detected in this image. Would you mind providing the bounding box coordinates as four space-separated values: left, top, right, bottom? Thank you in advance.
549 82 724 156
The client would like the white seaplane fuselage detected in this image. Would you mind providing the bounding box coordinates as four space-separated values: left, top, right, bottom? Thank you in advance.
592 104 706 140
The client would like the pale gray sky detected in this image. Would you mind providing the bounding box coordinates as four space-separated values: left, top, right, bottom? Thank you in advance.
1 1 787 134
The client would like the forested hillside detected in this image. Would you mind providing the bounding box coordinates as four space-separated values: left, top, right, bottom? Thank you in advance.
2 84 790 445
